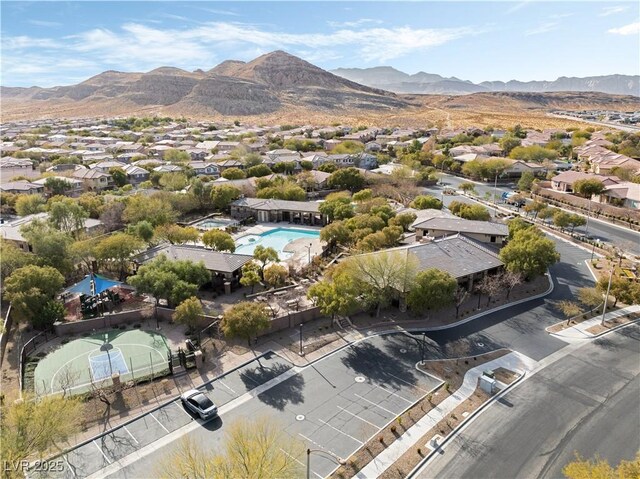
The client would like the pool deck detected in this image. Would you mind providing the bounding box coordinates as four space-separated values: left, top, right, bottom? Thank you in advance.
232 223 324 266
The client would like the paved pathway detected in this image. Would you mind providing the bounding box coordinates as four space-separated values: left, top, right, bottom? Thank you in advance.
549 305 640 341
354 351 538 479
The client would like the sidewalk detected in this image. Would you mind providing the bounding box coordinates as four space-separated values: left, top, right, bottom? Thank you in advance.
549 305 640 340
354 351 538 479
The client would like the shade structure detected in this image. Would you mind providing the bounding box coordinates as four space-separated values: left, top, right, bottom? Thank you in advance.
65 274 124 297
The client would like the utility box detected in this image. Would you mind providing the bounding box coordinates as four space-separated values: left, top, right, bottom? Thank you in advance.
483 369 495 379
479 375 497 395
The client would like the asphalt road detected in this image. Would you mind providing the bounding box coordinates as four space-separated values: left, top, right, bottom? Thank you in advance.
416 324 640 479
428 174 640 256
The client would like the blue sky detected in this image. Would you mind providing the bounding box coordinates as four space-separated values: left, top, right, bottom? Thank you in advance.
1 1 638 87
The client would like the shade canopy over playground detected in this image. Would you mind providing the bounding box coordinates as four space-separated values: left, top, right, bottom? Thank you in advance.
65 274 126 297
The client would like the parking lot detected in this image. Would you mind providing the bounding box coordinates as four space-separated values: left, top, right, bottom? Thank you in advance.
32 352 292 479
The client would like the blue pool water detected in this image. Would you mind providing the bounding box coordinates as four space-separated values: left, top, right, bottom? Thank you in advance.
235 228 320 257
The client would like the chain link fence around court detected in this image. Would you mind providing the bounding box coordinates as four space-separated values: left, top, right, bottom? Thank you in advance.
35 348 170 397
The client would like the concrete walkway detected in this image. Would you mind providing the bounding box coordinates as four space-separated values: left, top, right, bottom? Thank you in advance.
549 305 640 340
355 351 538 479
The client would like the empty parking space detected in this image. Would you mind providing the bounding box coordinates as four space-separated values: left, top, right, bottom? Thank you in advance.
35 353 293 479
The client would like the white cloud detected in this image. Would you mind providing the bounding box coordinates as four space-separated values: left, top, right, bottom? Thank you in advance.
525 22 559 36
28 20 62 27
1 36 60 49
327 18 383 28
198 7 240 17
600 6 629 17
505 1 531 15
608 21 640 35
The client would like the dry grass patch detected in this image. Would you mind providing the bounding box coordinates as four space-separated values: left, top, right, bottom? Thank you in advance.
586 311 640 335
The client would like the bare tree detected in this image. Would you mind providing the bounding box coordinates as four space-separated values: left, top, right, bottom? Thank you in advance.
555 300 582 325
453 286 469 319
57 364 82 398
477 275 502 308
500 271 523 300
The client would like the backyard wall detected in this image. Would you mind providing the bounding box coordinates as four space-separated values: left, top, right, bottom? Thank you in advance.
53 308 153 335
0 304 13 366
262 306 322 336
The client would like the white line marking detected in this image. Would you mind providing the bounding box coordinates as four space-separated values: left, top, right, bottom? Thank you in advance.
92 440 112 464
122 426 139 444
218 379 236 394
281 449 322 479
385 372 429 393
63 456 77 478
354 393 398 415
149 412 170 433
173 401 193 419
318 419 363 445
337 405 381 428
299 432 325 450
375 384 413 404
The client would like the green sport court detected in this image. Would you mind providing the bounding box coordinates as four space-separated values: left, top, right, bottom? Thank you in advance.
33 329 171 396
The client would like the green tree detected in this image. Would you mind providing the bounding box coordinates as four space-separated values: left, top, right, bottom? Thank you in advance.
573 178 605 199
517 171 536 192
109 167 128 187
48 198 88 237
389 212 417 232
220 302 270 346
409 195 443 210
553 210 573 231
318 163 337 173
210 185 241 212
128 255 210 310
597 275 640 307
246 164 272 178
77 192 104 218
253 245 279 279
263 264 288 289
448 201 491 221
0 394 83 470
132 220 155 242
202 229 235 252
44 177 72 196
240 262 262 293
352 189 373 203
320 220 351 247
340 250 419 317
555 300 582 325
158 416 304 479
4 265 65 328
154 224 199 245
332 140 364 154
20 220 73 273
164 149 191 163
307 270 359 320
0 239 37 282
159 172 188 191
459 182 477 194
327 167 366 192
123 194 177 226
256 183 306 201
221 168 246 180
407 269 457 314
69 237 97 273
318 195 354 222
577 287 603 310
509 145 558 162
499 227 560 279
94 233 145 280
173 296 204 331
15 194 45 216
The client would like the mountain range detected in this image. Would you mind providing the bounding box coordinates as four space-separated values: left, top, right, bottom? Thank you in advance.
330 66 639 97
1 51 638 123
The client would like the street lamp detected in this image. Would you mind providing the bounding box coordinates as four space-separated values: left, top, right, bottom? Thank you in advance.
600 267 614 326
420 332 427 365
299 322 304 356
306 448 346 479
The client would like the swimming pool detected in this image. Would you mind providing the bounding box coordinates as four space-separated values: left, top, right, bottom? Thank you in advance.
235 228 320 257
193 218 238 230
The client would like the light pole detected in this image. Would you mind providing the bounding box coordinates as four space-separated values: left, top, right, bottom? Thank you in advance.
493 171 498 207
420 332 427 365
590 241 596 262
306 448 346 479
584 196 592 237
299 322 304 356
305 243 312 265
600 267 614 326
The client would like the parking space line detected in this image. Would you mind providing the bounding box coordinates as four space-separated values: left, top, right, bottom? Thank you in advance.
122 426 139 444
218 379 236 394
337 406 381 428
239 371 260 386
375 384 414 404
63 456 77 478
280 449 322 479
318 419 363 445
173 401 193 419
299 432 325 450
354 393 398 416
385 372 429 393
92 440 112 464
149 412 170 433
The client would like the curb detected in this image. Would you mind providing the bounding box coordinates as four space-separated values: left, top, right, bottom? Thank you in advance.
591 316 640 339
40 349 281 463
405 368 528 479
